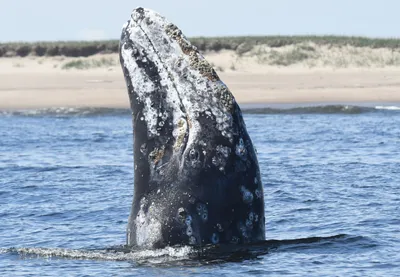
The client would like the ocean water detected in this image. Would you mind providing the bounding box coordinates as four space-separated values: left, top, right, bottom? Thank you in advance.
1 105 399 276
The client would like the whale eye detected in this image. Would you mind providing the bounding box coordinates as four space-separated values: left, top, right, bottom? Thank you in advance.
189 148 199 161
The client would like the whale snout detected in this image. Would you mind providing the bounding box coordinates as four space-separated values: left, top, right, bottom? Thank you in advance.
130 7 146 23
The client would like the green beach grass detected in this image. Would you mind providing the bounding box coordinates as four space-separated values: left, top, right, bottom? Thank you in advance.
61 57 117 70
1 36 400 58
3 36 400 69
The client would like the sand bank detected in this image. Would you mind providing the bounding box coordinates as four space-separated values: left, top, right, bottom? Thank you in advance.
1 53 400 110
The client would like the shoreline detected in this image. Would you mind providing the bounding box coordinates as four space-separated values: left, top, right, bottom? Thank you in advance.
1 53 400 110
2 97 399 111
1 102 399 113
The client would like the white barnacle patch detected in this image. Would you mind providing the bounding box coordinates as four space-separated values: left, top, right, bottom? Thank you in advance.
196 203 208 222
248 212 254 222
198 140 207 147
122 7 243 161
255 189 262 199
246 212 255 229
127 9 237 140
131 8 144 22
240 186 254 204
177 207 186 219
134 198 162 248
121 42 160 137
245 218 253 229
189 236 197 245
121 13 187 139
172 118 187 150
235 138 247 159
204 110 212 118
212 145 231 171
160 111 169 121
238 211 259 242
215 112 233 139
140 143 147 155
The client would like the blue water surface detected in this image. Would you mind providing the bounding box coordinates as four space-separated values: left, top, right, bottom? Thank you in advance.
1 108 399 276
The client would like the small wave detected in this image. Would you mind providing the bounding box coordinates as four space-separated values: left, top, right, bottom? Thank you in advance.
1 234 371 265
0 107 130 117
375 105 400 111
2 105 399 117
243 105 376 114
2 246 195 265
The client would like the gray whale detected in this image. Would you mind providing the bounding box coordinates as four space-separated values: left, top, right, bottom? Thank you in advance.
119 7 265 248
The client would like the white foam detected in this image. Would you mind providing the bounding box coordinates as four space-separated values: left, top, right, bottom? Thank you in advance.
2 246 194 263
375 106 400 111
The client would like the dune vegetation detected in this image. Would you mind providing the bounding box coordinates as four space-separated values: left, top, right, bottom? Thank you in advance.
1 36 400 58
2 36 400 69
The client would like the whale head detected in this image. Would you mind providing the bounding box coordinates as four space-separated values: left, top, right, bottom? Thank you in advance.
120 7 265 248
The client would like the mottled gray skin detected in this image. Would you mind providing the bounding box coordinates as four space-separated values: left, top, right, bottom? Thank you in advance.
119 7 265 249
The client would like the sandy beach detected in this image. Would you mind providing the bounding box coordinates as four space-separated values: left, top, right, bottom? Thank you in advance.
1 51 400 110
